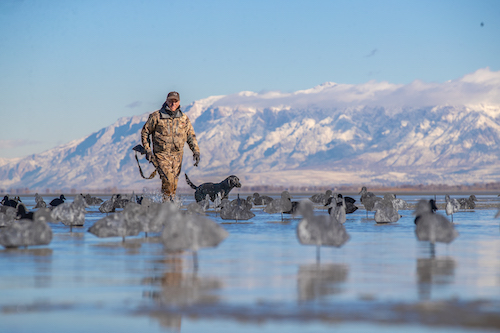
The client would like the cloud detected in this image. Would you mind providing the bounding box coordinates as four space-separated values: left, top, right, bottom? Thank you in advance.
205 67 500 110
125 101 142 108
0 139 41 150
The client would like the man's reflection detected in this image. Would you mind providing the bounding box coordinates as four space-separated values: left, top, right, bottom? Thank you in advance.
142 255 223 331
297 263 349 301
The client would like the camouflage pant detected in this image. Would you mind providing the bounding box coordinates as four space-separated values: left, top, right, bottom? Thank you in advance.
154 151 184 200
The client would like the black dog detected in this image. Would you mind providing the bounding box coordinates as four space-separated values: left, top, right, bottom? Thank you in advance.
185 174 242 202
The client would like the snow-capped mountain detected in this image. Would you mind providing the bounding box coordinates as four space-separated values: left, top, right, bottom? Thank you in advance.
1 68 500 192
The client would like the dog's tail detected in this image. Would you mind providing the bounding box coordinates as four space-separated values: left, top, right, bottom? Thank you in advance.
184 173 198 190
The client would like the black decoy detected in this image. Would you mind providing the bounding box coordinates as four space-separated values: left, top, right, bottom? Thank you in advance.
1 196 18 208
50 194 66 207
17 205 34 220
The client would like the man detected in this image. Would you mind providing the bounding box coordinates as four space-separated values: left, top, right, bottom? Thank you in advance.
141 91 200 201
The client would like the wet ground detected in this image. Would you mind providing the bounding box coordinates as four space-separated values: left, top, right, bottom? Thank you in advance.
1 192 500 332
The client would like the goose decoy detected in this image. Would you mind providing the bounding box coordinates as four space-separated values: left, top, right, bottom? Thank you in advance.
51 197 87 231
187 201 207 216
383 193 408 211
359 187 382 218
0 219 53 248
284 200 300 215
296 200 350 263
83 194 104 206
1 196 18 208
198 194 211 212
220 195 255 222
0 206 17 227
458 195 477 210
327 195 346 224
325 194 358 215
414 199 459 256
373 196 401 223
88 199 155 241
99 195 118 213
252 192 273 206
309 190 333 205
160 203 229 269
33 193 47 209
264 191 293 221
122 202 164 237
49 194 66 207
17 204 34 220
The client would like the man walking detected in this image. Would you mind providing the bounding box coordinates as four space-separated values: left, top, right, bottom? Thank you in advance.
141 91 200 201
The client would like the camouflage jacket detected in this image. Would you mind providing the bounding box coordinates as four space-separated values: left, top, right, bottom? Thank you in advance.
141 108 200 155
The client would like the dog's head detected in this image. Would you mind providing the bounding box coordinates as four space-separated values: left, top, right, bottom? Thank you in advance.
227 175 242 189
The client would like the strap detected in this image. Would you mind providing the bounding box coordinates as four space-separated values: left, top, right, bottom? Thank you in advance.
134 152 157 179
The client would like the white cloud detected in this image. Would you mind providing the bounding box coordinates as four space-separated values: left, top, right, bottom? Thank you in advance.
0 139 41 150
200 68 500 111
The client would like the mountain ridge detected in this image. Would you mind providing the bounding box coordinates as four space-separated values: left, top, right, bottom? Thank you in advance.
2 68 500 192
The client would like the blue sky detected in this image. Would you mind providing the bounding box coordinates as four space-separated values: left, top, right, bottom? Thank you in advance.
0 0 499 158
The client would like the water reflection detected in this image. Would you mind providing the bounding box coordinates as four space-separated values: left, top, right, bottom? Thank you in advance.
142 256 223 331
92 237 162 255
0 247 53 288
297 263 349 301
416 256 456 300
143 256 223 305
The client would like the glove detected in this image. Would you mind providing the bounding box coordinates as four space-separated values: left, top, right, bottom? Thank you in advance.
145 150 153 163
193 152 200 167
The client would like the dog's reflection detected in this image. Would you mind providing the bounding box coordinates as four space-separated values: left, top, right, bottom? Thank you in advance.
416 256 456 300
297 263 349 301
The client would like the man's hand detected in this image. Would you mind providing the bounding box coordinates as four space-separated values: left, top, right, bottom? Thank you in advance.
193 152 200 167
146 150 154 163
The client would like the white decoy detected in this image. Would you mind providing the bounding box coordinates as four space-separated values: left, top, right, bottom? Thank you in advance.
296 200 350 263
328 195 346 224
198 194 211 212
213 192 223 215
445 195 460 222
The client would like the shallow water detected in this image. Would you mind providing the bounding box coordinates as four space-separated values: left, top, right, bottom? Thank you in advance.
1 193 500 332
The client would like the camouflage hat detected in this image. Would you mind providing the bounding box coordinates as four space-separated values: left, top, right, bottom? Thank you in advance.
167 91 180 101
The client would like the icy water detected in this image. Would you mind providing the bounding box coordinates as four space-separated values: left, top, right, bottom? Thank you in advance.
1 192 500 333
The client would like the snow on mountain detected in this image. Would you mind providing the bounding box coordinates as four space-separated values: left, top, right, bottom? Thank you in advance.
2 68 500 192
